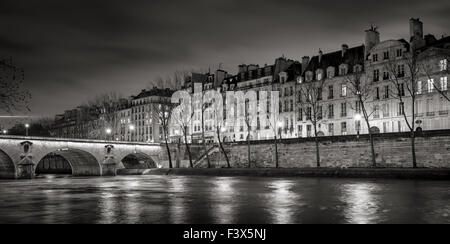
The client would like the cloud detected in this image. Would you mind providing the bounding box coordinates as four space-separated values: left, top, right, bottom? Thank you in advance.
0 0 449 117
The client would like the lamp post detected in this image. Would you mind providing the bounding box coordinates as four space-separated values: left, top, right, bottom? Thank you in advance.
105 128 112 142
129 124 135 142
2 130 7 135
354 114 362 139
25 123 30 137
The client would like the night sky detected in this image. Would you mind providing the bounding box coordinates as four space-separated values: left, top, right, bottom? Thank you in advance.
1 0 450 119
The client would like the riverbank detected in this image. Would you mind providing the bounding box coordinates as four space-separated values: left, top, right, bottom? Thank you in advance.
116 168 450 180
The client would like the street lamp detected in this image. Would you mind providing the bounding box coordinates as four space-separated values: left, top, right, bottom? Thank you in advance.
25 123 30 136
2 130 7 135
129 124 135 142
354 114 362 139
105 128 112 141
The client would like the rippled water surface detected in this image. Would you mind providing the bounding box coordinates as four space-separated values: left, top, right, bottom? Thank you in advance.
0 175 449 224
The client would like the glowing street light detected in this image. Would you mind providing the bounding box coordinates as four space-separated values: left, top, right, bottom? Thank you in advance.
2 130 7 134
221 127 227 133
105 128 112 134
129 124 135 142
25 123 30 136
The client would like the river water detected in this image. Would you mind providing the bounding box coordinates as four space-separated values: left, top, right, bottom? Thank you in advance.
0 175 449 224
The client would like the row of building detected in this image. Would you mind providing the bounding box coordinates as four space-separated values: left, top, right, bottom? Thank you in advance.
50 18 450 144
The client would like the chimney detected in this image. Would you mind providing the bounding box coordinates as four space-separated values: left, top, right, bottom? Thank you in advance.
238 64 248 74
365 25 380 58
341 44 349 57
410 18 423 42
301 56 310 73
318 49 323 63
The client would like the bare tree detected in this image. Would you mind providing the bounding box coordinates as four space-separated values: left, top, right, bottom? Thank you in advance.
0 58 31 113
264 92 281 168
154 100 175 169
210 93 230 168
172 92 194 168
385 52 420 168
346 70 378 167
87 92 124 140
298 79 327 168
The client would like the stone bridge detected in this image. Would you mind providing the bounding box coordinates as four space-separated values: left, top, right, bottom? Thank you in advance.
0 136 166 179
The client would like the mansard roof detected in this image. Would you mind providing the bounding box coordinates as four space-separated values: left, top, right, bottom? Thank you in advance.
304 45 365 76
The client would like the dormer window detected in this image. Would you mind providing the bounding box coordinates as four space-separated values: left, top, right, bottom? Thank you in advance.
354 65 362 73
396 49 403 57
316 69 324 80
339 64 348 76
383 51 389 60
327 66 335 79
306 71 313 82
279 72 287 83
440 59 448 71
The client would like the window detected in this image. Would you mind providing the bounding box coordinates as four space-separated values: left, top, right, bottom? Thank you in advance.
417 80 423 94
327 70 334 79
373 54 378 62
318 87 323 101
354 65 362 73
384 85 389 99
341 103 347 117
383 71 389 80
383 122 389 133
318 106 323 120
328 104 334 119
306 107 312 120
374 105 380 118
397 64 405 77
307 125 312 137
290 86 294 96
383 51 389 60
340 66 347 76
427 79 434 93
317 71 323 81
440 59 448 71
396 49 403 57
441 77 448 91
281 76 286 83
375 87 380 100
398 102 405 116
373 69 380 82
398 83 405 96
341 122 347 135
341 84 347 97
328 123 334 136
328 85 334 99
298 125 303 137
290 100 294 112
284 87 288 97
298 108 303 121
382 104 390 117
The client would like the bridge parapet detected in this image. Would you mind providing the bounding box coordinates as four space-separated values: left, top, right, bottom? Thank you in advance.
0 136 165 179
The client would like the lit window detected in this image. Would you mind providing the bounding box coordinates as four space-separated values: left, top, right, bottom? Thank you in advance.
440 59 448 71
417 80 422 94
317 72 323 80
427 79 435 93
341 84 347 97
441 77 448 91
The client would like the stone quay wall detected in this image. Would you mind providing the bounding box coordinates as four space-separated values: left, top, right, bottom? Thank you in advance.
203 130 450 168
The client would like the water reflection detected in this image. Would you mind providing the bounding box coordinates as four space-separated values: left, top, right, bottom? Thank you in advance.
266 180 300 224
211 177 237 224
339 183 382 224
0 176 449 224
169 177 187 224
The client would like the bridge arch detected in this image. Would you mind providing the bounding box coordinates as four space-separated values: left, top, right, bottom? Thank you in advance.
35 148 101 176
0 149 15 179
120 152 158 169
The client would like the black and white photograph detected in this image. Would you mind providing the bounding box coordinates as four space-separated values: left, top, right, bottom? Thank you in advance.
1 0 450 230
